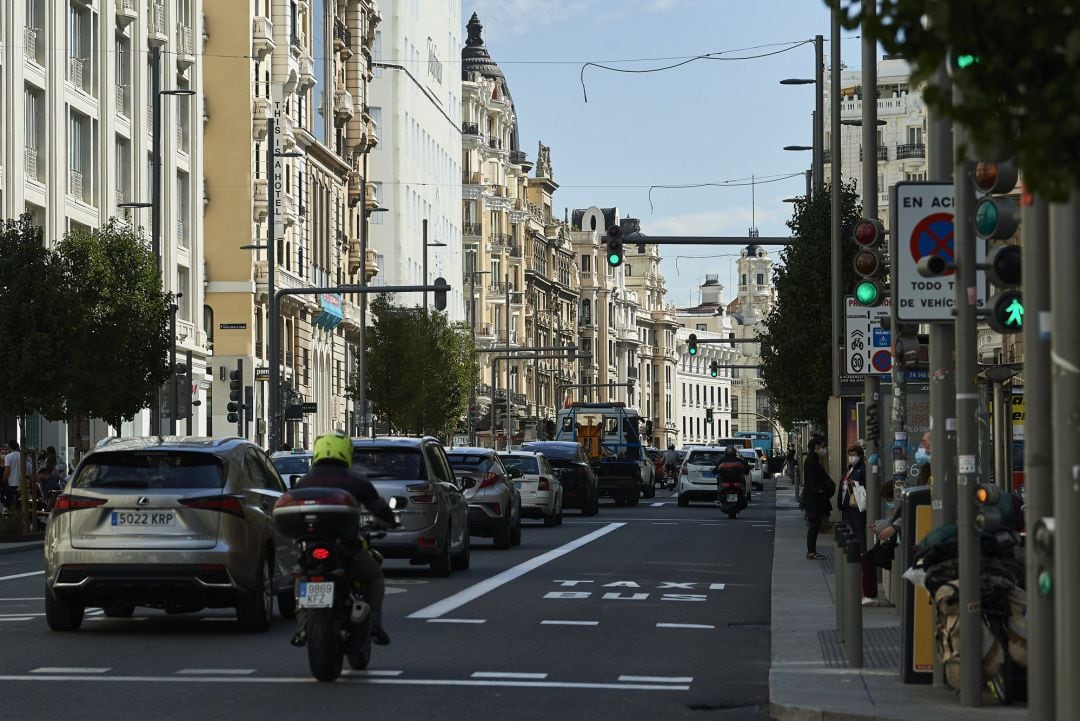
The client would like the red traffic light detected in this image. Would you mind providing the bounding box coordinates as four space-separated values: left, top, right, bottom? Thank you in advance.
974 161 1018 195
854 218 885 247
607 225 621 239
853 248 882 277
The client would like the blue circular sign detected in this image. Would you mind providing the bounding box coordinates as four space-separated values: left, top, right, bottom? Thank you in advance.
910 212 955 276
872 349 892 373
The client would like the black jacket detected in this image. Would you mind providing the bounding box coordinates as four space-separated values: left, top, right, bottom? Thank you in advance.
838 460 867 510
802 452 835 514
294 461 396 525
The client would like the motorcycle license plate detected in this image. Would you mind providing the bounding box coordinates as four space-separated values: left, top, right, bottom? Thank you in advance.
726 494 739 503
298 581 334 609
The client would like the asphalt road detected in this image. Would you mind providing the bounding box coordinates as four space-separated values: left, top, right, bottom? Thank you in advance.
0 483 776 721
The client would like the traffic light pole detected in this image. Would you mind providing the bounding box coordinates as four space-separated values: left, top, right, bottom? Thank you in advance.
1052 193 1080 719
830 7 842 398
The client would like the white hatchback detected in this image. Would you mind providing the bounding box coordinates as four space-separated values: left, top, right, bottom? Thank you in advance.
677 446 748 507
498 452 563 527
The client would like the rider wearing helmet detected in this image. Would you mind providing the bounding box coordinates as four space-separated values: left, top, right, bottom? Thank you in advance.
662 444 681 484
291 432 396 647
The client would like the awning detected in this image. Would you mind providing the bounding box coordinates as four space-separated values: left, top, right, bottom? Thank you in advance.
314 292 343 330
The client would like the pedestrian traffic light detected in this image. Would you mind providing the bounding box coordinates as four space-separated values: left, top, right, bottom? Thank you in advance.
710 361 718 378
973 481 1003 532
605 226 623 268
852 217 886 307
688 333 698 356
1033 517 1055 598
433 276 448 311
227 359 244 425
974 162 1023 334
705 408 714 424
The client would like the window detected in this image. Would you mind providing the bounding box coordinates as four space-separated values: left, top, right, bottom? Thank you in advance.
68 110 91 202
68 2 92 94
177 266 191 321
115 137 130 206
176 172 190 249
756 273 764 285
24 86 44 183
369 107 382 151
115 37 131 117
907 126 923 145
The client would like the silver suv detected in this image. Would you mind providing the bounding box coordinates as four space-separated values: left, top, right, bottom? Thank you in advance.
446 448 522 549
44 437 295 632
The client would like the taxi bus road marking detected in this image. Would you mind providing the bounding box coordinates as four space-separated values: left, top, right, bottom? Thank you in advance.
408 523 626 620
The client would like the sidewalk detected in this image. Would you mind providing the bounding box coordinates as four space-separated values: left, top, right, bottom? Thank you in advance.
768 476 1028 721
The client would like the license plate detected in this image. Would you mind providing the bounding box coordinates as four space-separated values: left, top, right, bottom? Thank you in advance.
726 494 739 502
298 581 335 608
110 511 176 528
358 512 373 525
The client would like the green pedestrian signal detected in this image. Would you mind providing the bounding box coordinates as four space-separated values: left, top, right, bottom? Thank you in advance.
855 279 881 306
988 291 1024 334
956 54 978 69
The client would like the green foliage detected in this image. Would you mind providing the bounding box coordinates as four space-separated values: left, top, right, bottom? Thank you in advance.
356 297 476 440
54 220 171 430
829 0 1080 201
0 217 69 420
759 182 862 428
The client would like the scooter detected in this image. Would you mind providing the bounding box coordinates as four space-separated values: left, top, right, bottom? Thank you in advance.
272 487 400 682
714 463 749 519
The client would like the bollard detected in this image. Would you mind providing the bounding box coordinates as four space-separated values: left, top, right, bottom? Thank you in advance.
844 536 864 668
834 523 851 642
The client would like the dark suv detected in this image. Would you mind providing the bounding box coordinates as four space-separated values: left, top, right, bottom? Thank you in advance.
445 448 522 549
520 441 599 516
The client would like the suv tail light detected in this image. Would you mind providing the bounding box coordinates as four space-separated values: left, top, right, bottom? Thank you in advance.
274 489 358 509
406 483 434 504
478 472 501 489
537 477 551 491
680 466 688 476
52 495 107 515
180 494 245 518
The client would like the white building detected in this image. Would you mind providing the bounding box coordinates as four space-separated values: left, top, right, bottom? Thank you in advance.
675 327 738 447
0 0 208 450
367 0 464 321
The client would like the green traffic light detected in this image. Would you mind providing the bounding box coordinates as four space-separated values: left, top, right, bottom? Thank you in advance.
956 54 978 69
607 253 621 266
975 199 998 237
1003 297 1024 329
688 346 697 356
855 280 880 306
1038 569 1052 596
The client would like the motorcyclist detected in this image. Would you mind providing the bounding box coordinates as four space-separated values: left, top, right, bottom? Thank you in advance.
714 445 749 502
662 444 680 481
290 432 397 648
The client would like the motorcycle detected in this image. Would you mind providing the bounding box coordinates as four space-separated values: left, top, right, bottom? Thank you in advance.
713 462 749 519
663 464 678 490
272 487 401 682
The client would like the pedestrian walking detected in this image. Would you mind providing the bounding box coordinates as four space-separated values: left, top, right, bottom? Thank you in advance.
801 434 835 560
2 440 23 513
784 446 797 478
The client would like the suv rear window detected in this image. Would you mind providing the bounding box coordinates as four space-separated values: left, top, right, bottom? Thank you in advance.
687 450 726 466
352 448 425 480
73 452 225 490
520 443 577 461
500 456 539 474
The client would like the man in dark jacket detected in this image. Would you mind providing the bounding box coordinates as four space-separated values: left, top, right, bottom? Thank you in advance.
802 434 835 560
291 432 396 647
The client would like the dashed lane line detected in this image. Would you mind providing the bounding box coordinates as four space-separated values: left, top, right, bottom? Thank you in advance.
472 672 548 680
656 623 715 630
618 675 694 684
177 669 256 675
31 667 110 674
425 618 486 624
408 522 625 620
540 620 598 626
0 571 44 583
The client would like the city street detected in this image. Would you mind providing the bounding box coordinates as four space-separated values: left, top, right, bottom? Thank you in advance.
0 487 775 721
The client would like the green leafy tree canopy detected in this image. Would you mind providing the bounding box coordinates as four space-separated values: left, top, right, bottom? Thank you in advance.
829 0 1080 201
759 182 862 428
356 297 476 440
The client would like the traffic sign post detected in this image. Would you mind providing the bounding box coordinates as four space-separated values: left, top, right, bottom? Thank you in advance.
845 295 891 376
892 183 986 321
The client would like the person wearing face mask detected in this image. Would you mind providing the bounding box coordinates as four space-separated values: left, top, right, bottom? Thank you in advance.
914 431 932 485
838 445 873 603
801 434 835 560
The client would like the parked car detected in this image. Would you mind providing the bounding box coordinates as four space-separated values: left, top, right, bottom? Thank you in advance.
351 437 470 576
44 436 295 632
498 451 563 527
677 446 749 507
519 441 600 515
740 448 765 492
270 450 313 487
445 448 522 549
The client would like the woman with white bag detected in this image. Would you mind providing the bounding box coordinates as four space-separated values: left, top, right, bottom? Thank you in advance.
837 444 875 604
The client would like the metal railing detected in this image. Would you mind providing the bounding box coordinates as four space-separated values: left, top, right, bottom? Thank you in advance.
462 222 482 237
508 244 523 259
487 137 503 150
69 57 86 90
333 18 352 53
177 23 194 57
859 146 889 161
24 147 39 179
149 2 166 37
69 169 84 199
177 219 187 249
24 28 38 63
116 85 129 116
462 122 479 136
896 142 926 159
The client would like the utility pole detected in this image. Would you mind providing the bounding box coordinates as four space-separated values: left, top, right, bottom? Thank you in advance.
861 0 881 525
1023 191 1052 721
813 34 824 193
829 11 842 399
150 45 162 436
266 116 279 451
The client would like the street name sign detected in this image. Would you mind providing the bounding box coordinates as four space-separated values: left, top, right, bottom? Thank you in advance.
846 295 891 376
892 182 986 321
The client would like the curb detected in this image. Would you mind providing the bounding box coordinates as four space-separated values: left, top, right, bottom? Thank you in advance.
769 702 893 721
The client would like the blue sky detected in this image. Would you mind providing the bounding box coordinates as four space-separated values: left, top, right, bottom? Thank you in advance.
461 0 855 308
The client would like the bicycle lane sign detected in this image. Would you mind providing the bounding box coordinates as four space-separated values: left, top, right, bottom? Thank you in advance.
892 182 986 322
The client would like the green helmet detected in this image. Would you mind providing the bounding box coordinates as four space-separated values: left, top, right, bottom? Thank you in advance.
312 432 352 466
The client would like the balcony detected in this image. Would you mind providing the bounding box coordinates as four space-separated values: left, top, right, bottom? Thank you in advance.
24 27 40 64
462 122 480 137
116 85 129 117
859 146 889 162
24 147 39 182
823 149 831 164
177 219 188 250
116 0 137 25
148 2 168 46
333 18 352 58
298 53 316 92
251 16 275 59
510 292 524 306
68 57 86 91
253 178 268 221
68 169 84 200
487 137 504 151
283 195 299 226
476 323 496 340
508 244 523 259
463 222 482 237
252 97 271 139
176 23 195 67
511 392 527 406
896 143 926 160
334 88 354 125
488 282 507 296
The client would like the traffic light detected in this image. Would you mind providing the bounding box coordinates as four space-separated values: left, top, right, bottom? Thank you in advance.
433 276 448 311
1033 517 1055 598
175 360 191 420
605 226 623 268
974 161 1023 334
852 217 887 306
973 481 1002 533
688 333 698 356
567 344 576 362
227 359 244 426
710 361 718 378
705 408 714 425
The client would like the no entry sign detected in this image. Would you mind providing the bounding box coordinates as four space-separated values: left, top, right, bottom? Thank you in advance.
892 183 986 322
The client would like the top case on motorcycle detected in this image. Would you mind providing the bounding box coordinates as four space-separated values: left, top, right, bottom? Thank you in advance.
714 462 745 484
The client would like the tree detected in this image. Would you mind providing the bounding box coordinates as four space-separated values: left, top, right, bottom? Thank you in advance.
829 0 1080 201
759 182 862 428
54 220 171 430
357 297 476 439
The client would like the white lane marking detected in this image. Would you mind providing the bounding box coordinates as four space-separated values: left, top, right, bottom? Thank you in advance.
541 620 599 626
472 671 548 680
651 522 677 525
177 669 256 676
0 613 44 618
0 674 690 691
425 618 485 624
0 618 33 622
342 670 403 677
31 668 110 674
408 522 626 620
0 571 44 582
618 675 694 684
0 597 44 601
199 618 235 622
650 502 665 507
656 623 715 630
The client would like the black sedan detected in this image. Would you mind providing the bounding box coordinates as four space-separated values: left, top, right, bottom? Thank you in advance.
519 441 599 516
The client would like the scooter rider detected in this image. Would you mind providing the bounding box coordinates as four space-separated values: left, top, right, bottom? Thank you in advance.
662 444 680 481
714 445 749 500
291 431 396 647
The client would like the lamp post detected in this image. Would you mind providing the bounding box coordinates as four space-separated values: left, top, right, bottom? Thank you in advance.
356 189 388 439
779 34 824 193
468 270 491 446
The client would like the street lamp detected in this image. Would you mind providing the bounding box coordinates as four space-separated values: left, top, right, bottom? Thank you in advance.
777 35 824 192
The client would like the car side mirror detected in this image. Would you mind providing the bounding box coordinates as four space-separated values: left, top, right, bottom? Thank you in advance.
459 475 477 489
289 474 301 488
509 468 524 479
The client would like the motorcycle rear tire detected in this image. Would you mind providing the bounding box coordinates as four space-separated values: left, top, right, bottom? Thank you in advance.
347 618 373 670
306 609 343 682
727 511 738 519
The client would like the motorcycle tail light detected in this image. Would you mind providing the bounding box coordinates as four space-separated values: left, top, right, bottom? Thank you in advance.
538 477 551 491
310 547 330 561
